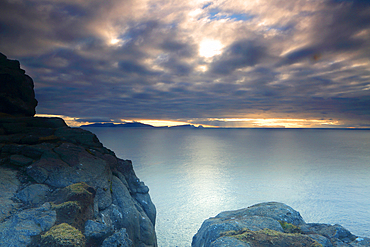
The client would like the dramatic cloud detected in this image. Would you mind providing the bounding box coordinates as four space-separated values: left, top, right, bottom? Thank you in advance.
1 0 369 127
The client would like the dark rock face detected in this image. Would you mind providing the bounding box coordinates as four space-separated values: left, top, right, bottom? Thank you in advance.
192 202 369 247
0 52 37 116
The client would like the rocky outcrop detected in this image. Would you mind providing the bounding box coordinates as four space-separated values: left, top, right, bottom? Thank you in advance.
192 202 370 247
0 52 156 246
0 53 37 116
0 116 157 247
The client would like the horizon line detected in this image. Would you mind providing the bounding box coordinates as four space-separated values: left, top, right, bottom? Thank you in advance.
35 114 370 129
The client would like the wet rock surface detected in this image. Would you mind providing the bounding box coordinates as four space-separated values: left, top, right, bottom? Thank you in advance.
192 202 369 247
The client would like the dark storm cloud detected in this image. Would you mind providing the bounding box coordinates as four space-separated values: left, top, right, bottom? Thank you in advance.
118 60 159 75
209 40 267 75
160 40 195 58
280 0 370 66
0 0 98 56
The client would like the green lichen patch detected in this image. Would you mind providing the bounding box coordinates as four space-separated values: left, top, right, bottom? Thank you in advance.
222 228 322 247
52 201 81 211
65 182 95 201
50 183 96 231
40 223 86 247
279 221 301 233
51 182 95 205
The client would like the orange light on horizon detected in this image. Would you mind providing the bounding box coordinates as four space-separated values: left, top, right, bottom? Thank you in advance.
206 118 341 128
35 114 349 129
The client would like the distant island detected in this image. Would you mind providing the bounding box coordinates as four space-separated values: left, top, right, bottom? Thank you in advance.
79 123 369 130
80 122 204 129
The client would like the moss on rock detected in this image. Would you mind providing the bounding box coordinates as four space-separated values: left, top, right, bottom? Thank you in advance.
40 223 86 247
222 228 322 247
51 182 96 231
279 221 301 233
64 182 96 201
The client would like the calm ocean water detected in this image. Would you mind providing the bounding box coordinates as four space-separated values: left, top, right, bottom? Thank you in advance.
84 127 370 247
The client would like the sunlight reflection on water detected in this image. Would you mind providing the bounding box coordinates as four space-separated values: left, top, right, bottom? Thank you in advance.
84 128 370 247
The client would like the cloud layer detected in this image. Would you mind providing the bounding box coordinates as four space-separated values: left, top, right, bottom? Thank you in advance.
1 0 369 127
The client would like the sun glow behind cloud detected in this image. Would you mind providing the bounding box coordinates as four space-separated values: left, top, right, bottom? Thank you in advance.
110 38 120 45
199 39 224 58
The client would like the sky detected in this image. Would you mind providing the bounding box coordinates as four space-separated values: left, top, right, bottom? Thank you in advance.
1 0 370 128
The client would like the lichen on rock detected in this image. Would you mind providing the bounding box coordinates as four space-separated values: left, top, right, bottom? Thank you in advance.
40 223 86 247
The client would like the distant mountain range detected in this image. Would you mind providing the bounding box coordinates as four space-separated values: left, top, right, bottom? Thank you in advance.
80 122 204 129
80 123 367 130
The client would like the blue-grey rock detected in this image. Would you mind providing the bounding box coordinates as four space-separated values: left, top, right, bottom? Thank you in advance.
26 163 49 184
109 175 157 246
330 238 351 246
192 218 249 247
193 202 368 247
15 183 50 205
216 202 305 226
210 236 251 247
101 228 133 247
350 237 370 246
0 203 56 247
85 220 113 246
134 192 156 226
300 223 357 243
26 144 113 210
192 202 304 247
116 159 149 194
0 167 20 222
308 234 333 247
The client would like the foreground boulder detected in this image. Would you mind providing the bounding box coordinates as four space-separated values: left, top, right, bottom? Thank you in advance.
192 202 369 247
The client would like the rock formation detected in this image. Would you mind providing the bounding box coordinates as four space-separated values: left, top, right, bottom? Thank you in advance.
0 53 157 247
192 202 370 247
0 52 37 116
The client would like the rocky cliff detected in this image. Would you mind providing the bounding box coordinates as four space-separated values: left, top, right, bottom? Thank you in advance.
192 202 370 247
0 53 157 247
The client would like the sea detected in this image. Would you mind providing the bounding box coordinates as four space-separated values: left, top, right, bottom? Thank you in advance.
83 127 370 247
